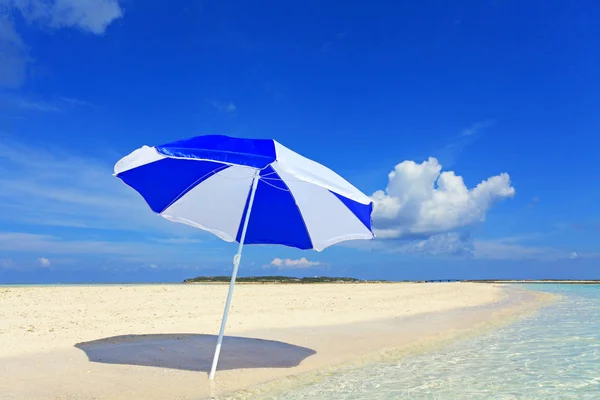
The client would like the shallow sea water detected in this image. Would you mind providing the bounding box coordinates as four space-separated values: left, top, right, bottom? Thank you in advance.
253 284 600 400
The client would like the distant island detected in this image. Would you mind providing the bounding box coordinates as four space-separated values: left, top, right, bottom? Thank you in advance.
183 276 389 284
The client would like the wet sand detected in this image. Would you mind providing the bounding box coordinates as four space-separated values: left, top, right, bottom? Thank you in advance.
0 283 540 399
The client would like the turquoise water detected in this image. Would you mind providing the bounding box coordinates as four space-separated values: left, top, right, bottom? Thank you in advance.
256 285 600 399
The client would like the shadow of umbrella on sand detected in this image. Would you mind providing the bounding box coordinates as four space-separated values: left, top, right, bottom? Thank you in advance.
75 334 316 372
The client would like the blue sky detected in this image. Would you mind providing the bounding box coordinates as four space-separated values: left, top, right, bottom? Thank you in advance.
0 0 598 283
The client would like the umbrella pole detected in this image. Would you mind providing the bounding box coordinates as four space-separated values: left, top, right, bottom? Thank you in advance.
209 172 260 380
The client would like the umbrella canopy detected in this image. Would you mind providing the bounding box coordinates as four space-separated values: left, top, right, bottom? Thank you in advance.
114 135 374 250
114 134 375 379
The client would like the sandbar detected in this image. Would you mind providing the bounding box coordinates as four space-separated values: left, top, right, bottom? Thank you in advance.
0 282 543 399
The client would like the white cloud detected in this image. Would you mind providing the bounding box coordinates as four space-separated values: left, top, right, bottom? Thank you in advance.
0 0 122 88
0 232 225 266
209 100 237 114
0 94 96 113
399 233 474 256
37 257 50 267
434 121 496 168
0 137 200 235
473 238 584 261
0 138 227 266
0 258 15 269
359 233 597 261
371 157 515 239
11 0 123 34
342 232 475 257
0 232 148 255
528 196 540 207
151 237 204 245
0 14 30 88
268 257 321 269
0 95 62 112
149 263 158 269
58 96 97 109
321 32 346 53
460 120 495 137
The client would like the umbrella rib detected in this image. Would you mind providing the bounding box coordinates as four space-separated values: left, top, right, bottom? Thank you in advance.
258 177 290 192
260 176 313 184
157 146 274 164
259 170 278 178
212 168 259 180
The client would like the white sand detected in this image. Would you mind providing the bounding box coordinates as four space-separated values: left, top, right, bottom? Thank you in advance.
0 283 529 399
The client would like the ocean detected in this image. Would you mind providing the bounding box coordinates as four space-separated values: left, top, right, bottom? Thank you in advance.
250 284 600 399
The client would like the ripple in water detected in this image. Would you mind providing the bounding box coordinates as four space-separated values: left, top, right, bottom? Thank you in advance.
257 285 600 400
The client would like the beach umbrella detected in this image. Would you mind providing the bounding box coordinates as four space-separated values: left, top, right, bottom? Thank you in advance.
113 135 375 379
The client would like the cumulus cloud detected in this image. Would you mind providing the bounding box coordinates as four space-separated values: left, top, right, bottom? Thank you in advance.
371 157 515 239
268 257 321 269
37 257 50 267
0 0 122 88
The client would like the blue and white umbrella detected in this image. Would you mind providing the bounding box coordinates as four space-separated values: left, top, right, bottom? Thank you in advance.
114 135 374 379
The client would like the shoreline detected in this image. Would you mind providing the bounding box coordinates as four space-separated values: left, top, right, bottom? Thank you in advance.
221 286 555 399
0 283 550 399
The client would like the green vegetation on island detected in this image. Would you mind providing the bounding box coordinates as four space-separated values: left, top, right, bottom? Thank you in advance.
183 276 385 284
